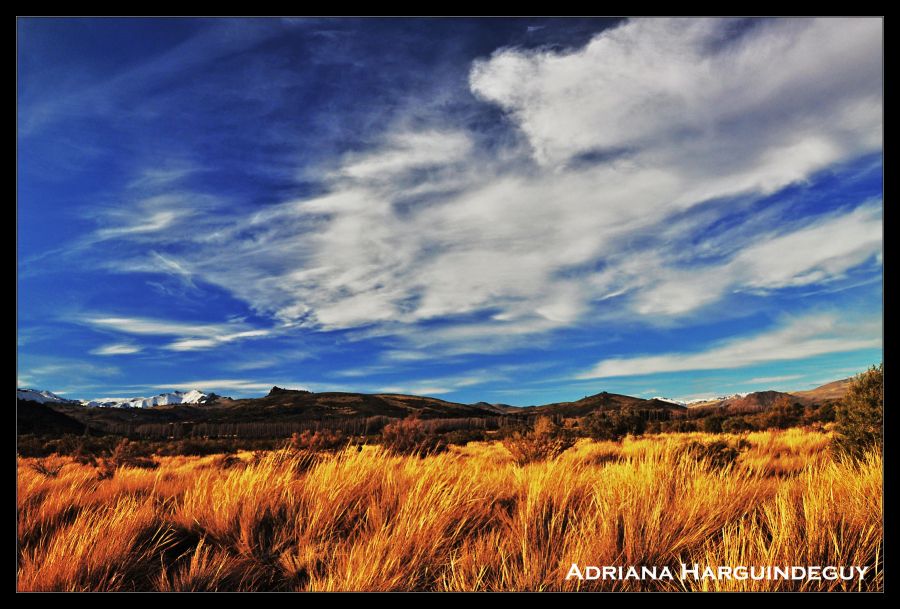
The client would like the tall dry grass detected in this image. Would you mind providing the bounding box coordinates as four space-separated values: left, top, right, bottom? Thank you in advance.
16 429 882 591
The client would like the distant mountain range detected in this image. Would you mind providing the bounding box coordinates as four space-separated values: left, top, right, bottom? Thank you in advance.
686 390 805 413
15 389 79 404
16 388 223 408
18 376 852 413
80 390 222 408
16 377 852 437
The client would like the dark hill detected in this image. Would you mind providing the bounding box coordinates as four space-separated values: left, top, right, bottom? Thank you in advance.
220 388 498 419
17 400 86 435
523 391 686 417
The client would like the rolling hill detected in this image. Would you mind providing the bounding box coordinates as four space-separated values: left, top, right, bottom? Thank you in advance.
791 377 853 401
218 386 503 419
525 391 685 417
689 390 808 413
18 375 853 438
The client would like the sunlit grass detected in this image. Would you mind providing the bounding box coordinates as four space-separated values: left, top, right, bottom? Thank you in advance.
17 429 882 591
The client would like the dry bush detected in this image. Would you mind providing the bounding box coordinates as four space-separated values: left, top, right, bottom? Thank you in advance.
289 429 347 452
210 454 245 470
89 439 159 480
28 459 64 478
110 439 159 470
502 416 575 465
381 417 446 456
679 438 750 470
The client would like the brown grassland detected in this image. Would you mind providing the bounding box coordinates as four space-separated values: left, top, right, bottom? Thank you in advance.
17 428 882 591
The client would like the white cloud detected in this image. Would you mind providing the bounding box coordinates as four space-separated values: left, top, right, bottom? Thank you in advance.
153 379 307 393
84 316 230 337
90 343 143 356
735 203 883 290
338 130 473 182
165 329 272 351
376 373 492 396
630 202 883 315
82 315 273 352
470 18 881 170
95 209 179 239
83 18 882 357
578 313 882 379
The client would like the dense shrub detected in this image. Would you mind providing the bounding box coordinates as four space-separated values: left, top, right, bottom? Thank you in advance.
762 396 805 430
720 416 754 433
153 438 245 456
803 401 836 425
834 364 883 458
583 407 646 440
701 414 725 433
662 418 699 433
442 429 487 445
16 434 120 459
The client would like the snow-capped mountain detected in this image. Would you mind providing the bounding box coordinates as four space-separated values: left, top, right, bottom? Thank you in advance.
81 390 215 408
652 393 752 407
650 396 686 406
16 388 78 404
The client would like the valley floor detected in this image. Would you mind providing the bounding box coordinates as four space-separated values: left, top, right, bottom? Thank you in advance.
17 429 882 591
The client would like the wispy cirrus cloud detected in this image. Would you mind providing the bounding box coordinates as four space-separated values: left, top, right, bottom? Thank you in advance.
577 312 882 379
90 343 143 356
152 379 307 393
81 315 274 352
623 201 883 316
78 18 881 360
19 19 288 136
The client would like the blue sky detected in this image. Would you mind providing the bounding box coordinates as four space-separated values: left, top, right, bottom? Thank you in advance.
17 18 883 404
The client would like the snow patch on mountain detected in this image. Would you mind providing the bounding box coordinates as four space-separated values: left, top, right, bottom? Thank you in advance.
650 396 686 406
654 392 754 407
17 388 78 404
81 390 213 408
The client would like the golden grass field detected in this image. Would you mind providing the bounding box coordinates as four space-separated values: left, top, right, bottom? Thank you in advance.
17 429 882 591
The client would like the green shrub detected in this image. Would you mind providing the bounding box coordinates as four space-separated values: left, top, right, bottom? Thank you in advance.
701 414 725 433
583 406 646 440
834 364 883 458
721 416 754 433
762 396 804 430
